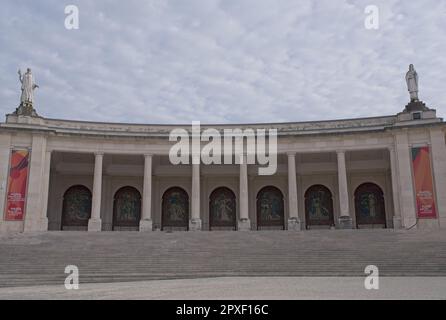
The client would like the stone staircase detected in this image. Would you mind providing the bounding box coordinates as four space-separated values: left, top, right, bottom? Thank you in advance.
0 229 445 288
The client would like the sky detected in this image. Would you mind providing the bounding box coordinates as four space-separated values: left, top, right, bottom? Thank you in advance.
0 0 445 124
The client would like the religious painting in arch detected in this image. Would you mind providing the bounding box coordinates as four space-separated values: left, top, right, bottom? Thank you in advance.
354 183 386 227
61 185 92 230
162 187 189 230
113 186 141 230
209 187 236 230
256 186 285 229
304 185 334 228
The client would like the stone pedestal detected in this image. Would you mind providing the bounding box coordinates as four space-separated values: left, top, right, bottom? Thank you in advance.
338 216 353 229
287 218 301 231
404 100 428 112
14 102 38 117
237 218 251 231
189 218 202 231
88 219 102 232
139 219 153 232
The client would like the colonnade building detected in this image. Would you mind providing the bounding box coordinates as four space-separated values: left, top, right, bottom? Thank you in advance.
1 96 445 233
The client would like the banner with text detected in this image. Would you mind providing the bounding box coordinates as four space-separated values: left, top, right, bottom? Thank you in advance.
411 146 437 219
4 150 30 221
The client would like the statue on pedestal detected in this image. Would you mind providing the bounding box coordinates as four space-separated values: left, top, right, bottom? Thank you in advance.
405 64 418 102
404 64 428 112
19 68 39 105
14 68 39 116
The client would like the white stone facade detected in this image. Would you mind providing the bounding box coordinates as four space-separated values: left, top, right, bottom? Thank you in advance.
0 106 445 233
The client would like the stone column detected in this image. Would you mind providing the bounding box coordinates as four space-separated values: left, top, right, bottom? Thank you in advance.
189 155 202 231
429 128 446 228
287 153 301 231
238 153 251 231
24 135 47 232
394 131 417 228
38 150 51 230
88 153 103 231
388 146 402 228
140 154 153 231
337 150 352 228
0 134 11 232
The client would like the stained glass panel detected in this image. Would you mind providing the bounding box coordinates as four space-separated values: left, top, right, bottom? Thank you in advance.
62 185 92 228
305 185 334 227
209 187 236 229
162 187 189 229
257 186 284 228
113 186 141 228
355 183 386 226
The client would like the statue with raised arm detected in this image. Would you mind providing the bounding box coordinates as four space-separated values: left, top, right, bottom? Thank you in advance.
405 64 418 101
18 68 39 105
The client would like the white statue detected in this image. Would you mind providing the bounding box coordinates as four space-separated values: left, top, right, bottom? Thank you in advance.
405 64 418 101
18 68 39 105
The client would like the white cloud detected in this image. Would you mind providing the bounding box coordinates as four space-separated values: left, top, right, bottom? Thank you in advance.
0 0 445 124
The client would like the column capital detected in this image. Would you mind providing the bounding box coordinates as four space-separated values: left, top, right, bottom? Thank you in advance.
387 145 395 152
430 127 446 140
336 149 346 155
429 126 444 133
94 152 104 157
143 153 154 158
286 152 296 157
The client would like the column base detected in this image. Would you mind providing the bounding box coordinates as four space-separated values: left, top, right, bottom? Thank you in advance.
440 217 446 229
287 218 301 231
23 217 49 232
88 219 102 232
392 216 403 229
337 216 353 229
38 217 49 231
139 219 153 232
189 218 202 231
237 218 251 231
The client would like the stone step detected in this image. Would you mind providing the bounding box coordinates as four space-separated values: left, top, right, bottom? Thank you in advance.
0 229 445 287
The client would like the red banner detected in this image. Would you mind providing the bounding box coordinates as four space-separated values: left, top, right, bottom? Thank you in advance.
4 150 30 221
411 146 437 219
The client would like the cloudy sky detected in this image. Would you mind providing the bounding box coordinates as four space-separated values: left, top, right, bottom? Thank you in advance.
0 0 445 124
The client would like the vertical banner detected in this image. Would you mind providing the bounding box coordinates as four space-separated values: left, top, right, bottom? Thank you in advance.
411 146 437 219
4 149 30 221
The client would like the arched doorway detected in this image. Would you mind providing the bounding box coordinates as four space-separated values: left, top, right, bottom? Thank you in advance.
61 185 92 230
355 183 386 228
162 187 189 230
209 187 236 230
305 185 334 228
112 186 141 230
256 186 285 230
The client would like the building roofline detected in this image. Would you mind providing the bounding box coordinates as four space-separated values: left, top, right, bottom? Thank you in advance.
4 113 397 127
